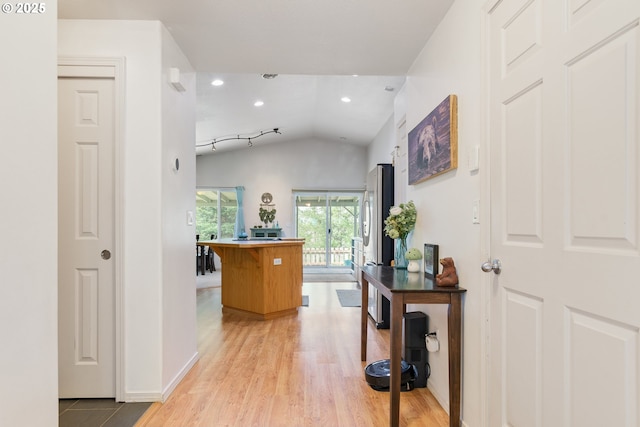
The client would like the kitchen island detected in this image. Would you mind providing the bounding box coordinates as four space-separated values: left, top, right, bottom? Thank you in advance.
199 239 304 320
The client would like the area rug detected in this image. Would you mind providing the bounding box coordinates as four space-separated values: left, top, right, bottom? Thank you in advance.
304 274 356 283
301 295 309 306
336 289 361 307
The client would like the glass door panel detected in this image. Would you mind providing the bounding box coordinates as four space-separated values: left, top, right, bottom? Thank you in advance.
295 192 361 268
296 194 328 267
329 196 360 267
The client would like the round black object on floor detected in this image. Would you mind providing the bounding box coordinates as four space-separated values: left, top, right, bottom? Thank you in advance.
364 359 417 391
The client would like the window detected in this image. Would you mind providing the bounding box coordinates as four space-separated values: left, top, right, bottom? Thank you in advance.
195 189 237 239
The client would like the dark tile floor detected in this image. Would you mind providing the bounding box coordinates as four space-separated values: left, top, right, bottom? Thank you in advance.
59 399 151 427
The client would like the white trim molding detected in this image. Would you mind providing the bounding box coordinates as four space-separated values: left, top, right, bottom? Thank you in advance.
58 56 126 402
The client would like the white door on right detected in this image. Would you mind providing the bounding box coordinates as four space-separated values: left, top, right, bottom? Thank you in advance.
487 0 640 426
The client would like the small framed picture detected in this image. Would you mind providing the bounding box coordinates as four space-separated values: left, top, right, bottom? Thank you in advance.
424 244 439 278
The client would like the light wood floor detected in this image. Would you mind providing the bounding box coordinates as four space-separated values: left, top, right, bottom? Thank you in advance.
135 281 449 427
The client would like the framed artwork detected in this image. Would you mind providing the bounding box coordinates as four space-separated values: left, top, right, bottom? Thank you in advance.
424 244 439 279
408 95 458 185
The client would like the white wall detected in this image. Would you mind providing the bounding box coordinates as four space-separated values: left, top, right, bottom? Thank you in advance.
197 138 368 236
59 19 198 401
367 114 397 169
160 25 199 398
0 6 58 426
367 1 485 425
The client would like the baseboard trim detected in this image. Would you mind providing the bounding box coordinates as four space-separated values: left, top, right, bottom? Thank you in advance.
425 379 468 426
161 351 200 402
118 352 200 403
427 378 449 415
121 392 163 403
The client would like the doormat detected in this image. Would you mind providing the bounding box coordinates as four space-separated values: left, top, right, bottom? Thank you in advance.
336 289 361 307
304 274 356 283
302 295 309 307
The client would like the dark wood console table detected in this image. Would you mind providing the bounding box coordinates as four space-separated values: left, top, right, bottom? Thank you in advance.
360 265 466 427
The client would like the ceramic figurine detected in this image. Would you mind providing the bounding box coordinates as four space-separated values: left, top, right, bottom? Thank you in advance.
436 257 458 287
405 247 422 273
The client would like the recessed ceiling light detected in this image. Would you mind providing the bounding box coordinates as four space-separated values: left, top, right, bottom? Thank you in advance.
211 79 224 86
384 86 395 92
341 97 351 103
254 100 264 107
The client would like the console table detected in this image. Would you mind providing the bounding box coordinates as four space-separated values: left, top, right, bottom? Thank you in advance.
360 265 466 427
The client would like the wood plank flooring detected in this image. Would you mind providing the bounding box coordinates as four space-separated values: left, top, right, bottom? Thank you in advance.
135 281 449 427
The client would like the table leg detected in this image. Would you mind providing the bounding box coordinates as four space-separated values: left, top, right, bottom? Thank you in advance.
448 294 462 427
361 274 369 361
389 295 403 427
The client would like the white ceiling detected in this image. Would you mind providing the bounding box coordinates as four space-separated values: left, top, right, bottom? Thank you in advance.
58 0 454 155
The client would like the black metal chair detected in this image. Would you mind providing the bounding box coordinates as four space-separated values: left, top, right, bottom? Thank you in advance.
196 234 206 275
205 234 217 272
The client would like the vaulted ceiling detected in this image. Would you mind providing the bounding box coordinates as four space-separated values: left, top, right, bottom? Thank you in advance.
58 0 454 154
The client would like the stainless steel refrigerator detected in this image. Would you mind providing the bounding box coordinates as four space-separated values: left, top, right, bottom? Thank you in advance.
362 163 394 329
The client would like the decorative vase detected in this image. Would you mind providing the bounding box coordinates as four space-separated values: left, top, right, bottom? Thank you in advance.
407 260 420 273
394 238 408 269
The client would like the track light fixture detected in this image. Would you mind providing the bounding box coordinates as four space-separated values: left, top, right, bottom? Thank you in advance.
196 128 281 151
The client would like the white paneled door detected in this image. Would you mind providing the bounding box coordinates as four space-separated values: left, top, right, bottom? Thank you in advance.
486 0 640 426
58 71 115 398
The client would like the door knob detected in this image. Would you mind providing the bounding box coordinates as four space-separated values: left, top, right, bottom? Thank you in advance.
481 259 501 274
101 250 111 260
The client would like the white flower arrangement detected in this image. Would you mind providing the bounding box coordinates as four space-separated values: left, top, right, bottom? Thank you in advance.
389 206 403 216
384 201 417 240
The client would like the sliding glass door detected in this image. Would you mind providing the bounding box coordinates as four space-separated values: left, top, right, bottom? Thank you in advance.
295 192 362 268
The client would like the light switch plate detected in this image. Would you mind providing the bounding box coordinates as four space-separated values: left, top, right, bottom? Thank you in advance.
472 200 480 224
187 210 194 226
468 145 480 172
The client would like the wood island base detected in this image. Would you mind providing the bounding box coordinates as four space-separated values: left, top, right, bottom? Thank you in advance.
221 305 298 320
199 239 304 320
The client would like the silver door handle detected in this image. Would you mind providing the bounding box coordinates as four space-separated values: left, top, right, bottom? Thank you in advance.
481 259 501 274
101 250 111 260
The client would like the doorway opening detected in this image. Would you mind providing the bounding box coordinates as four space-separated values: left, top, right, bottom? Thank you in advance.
58 59 124 401
294 191 362 269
